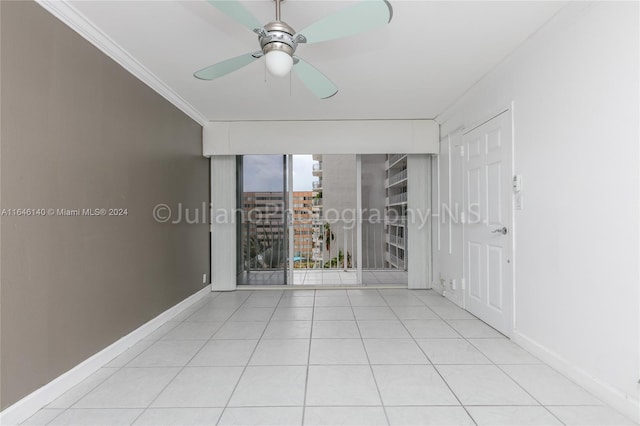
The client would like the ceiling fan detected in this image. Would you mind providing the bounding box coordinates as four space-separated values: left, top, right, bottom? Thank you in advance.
194 0 393 99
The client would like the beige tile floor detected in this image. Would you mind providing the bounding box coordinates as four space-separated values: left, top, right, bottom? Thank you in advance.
21 289 636 426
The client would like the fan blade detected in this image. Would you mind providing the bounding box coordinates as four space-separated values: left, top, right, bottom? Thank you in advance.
207 0 262 32
296 0 392 44
293 57 338 99
194 52 262 80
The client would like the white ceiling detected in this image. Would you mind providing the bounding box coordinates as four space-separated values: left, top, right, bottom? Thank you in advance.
67 1 565 122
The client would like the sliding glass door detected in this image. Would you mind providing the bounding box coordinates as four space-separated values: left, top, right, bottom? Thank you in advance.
235 154 408 287
289 154 359 285
236 155 288 285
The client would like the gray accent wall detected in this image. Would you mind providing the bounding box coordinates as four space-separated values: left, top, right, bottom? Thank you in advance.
0 1 209 409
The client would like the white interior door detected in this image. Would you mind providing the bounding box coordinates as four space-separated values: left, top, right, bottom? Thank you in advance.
463 111 513 336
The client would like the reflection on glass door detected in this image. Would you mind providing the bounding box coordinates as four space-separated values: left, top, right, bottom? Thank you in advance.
236 155 288 285
290 154 359 285
361 154 408 286
236 154 408 286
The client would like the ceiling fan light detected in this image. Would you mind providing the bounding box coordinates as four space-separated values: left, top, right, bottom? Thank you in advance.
265 50 293 77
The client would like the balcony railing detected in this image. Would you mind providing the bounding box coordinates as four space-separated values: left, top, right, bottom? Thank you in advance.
389 168 407 185
388 154 406 166
389 192 407 204
297 218 357 270
312 163 322 171
312 181 322 190
389 235 405 247
389 255 405 269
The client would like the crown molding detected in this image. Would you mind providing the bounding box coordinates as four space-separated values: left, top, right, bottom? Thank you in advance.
35 0 208 126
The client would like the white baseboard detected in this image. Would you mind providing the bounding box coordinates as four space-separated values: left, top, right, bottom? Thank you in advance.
512 330 640 424
438 283 464 309
0 286 211 426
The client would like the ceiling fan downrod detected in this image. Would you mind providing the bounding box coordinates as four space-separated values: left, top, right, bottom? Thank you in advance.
275 0 281 21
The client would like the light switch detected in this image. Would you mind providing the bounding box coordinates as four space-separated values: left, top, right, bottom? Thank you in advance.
515 195 524 210
513 174 523 192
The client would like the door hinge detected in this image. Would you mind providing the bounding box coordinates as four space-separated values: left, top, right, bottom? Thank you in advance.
459 145 465 157
461 278 466 290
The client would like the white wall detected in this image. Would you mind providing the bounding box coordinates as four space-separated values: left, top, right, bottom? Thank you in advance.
432 131 464 306
407 154 432 289
203 120 438 155
436 2 639 420
210 156 237 291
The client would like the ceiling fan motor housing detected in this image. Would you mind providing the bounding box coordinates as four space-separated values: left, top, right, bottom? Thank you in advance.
259 21 299 57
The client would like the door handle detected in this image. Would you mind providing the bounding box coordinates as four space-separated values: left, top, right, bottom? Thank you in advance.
492 226 508 235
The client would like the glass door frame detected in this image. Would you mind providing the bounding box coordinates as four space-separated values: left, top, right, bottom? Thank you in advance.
285 154 363 285
237 154 367 286
236 155 289 285
287 155 294 285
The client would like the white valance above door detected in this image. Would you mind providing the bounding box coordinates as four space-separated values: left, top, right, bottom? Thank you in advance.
203 120 439 156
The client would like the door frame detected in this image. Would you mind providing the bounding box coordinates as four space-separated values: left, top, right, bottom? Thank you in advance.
461 105 516 336
287 155 294 285
286 154 364 285
235 154 290 285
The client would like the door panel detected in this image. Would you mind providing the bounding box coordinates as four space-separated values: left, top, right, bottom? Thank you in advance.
237 155 288 285
468 137 483 159
463 111 513 336
487 162 502 224
467 167 482 214
468 242 482 300
437 132 466 306
487 244 503 309
487 128 502 151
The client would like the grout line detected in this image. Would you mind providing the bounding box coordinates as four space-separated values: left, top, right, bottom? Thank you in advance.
413 292 569 424
490 364 568 425
414 290 571 425
386 291 479 426
347 289 391 426
47 289 601 426
43 369 119 415
41 402 580 413
215 290 286 426
129 290 254 426
300 289 317 426
42 292 224 425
